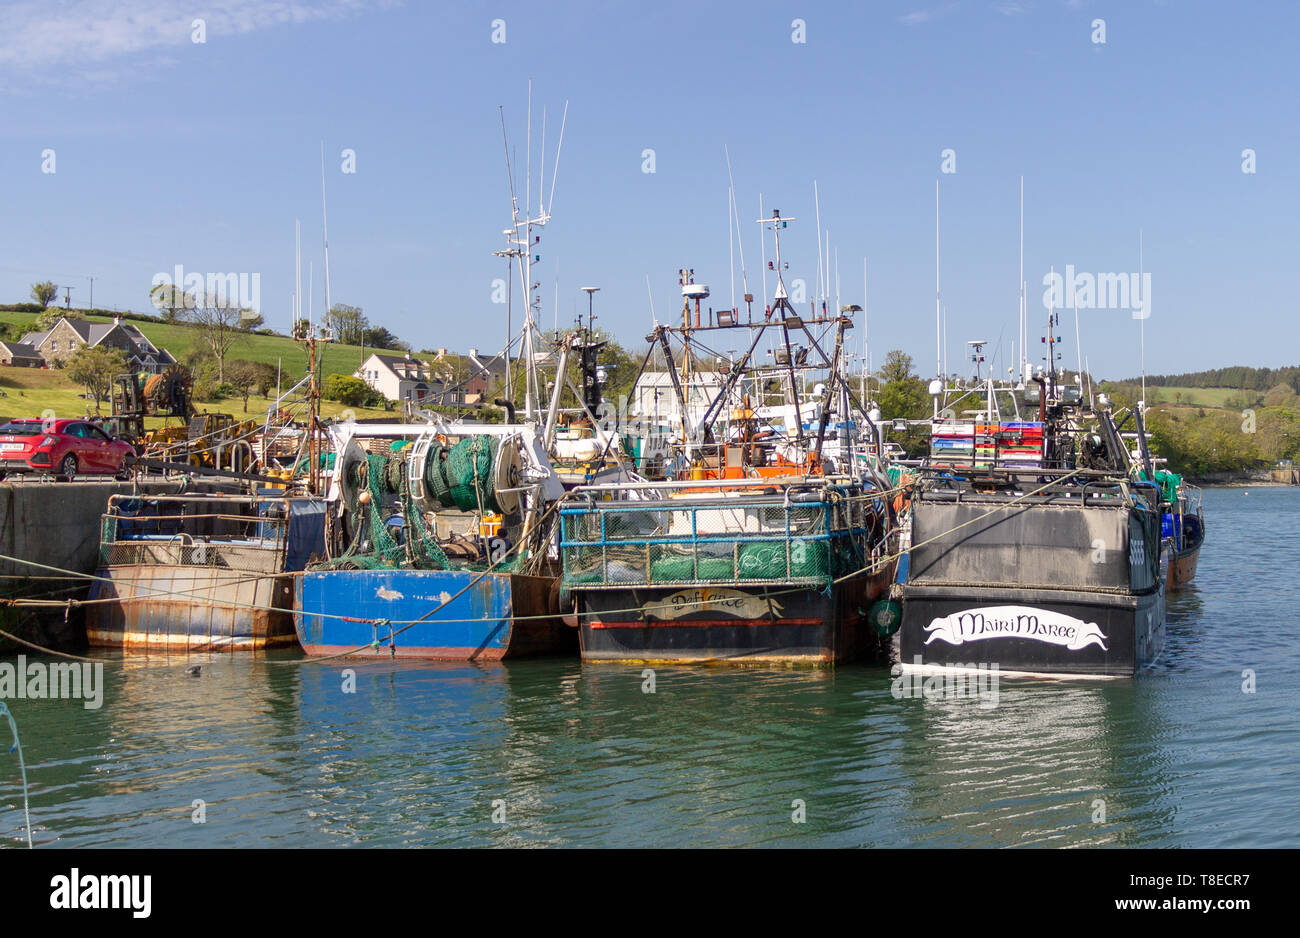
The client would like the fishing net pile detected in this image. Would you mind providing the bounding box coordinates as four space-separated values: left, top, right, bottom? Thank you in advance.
312 436 518 573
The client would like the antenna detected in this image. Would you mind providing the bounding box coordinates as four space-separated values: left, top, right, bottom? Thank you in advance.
1139 229 1146 408
814 181 824 303
295 219 302 327
525 79 532 223
547 100 568 217
863 257 869 401
320 143 332 330
645 274 658 326
728 186 735 308
1074 293 1083 376
935 179 942 379
1019 175 1025 383
758 193 768 310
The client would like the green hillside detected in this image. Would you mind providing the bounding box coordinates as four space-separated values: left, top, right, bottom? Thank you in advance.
0 307 396 421
0 308 373 384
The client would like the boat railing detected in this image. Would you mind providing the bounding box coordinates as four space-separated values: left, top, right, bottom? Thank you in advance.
99 494 293 569
559 486 872 589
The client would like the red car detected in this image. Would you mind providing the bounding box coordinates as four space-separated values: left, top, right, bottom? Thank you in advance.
0 418 135 480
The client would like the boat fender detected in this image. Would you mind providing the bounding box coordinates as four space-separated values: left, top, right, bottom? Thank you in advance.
552 579 579 627
869 599 903 637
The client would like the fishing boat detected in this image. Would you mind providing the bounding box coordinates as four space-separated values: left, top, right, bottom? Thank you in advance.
1161 475 1204 588
292 417 575 661
86 490 325 651
294 92 596 661
1124 405 1206 589
558 218 897 666
896 326 1167 678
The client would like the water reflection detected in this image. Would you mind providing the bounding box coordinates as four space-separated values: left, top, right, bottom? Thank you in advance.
2 487 1298 847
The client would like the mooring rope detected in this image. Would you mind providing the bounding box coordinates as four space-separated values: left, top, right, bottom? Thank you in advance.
0 702 33 849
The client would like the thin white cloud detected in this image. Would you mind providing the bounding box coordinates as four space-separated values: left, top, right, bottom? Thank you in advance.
0 0 389 87
898 3 961 26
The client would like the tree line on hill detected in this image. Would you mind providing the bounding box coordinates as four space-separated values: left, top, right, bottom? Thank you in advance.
1130 364 1300 394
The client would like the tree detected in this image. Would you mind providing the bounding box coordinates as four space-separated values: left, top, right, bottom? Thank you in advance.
876 349 931 455
30 281 58 307
35 305 73 330
149 283 196 323
362 325 407 351
238 311 265 332
327 304 368 345
225 360 262 412
322 373 372 407
190 293 243 381
67 346 126 413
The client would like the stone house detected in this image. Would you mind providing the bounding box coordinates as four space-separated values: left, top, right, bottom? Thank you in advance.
17 316 177 372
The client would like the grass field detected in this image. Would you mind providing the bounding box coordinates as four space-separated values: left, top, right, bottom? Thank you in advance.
0 366 394 424
1148 386 1253 407
0 309 377 385
0 307 404 422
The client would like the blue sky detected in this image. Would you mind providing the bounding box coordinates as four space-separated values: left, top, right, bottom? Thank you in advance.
0 0 1295 381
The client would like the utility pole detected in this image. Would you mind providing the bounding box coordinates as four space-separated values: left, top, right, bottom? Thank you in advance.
63 286 74 309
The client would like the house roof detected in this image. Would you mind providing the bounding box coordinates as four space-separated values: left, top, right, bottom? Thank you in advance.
0 342 42 359
17 318 172 364
361 352 431 380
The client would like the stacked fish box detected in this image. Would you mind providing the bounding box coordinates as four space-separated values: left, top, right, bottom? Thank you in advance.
992 421 1044 468
930 420 1043 469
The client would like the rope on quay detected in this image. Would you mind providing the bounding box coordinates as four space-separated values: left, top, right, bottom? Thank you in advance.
0 702 33 849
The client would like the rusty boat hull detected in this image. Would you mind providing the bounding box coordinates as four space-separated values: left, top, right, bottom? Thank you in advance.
293 569 575 661
1166 544 1200 590
86 564 298 651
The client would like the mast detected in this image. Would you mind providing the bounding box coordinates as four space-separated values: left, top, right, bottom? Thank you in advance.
295 220 301 327
320 143 332 331
498 88 564 426
814 181 824 306
1139 229 1146 408
758 193 768 316
1019 175 1025 384
936 180 942 380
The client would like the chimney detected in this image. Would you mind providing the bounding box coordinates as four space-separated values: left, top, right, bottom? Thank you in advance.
113 316 121 326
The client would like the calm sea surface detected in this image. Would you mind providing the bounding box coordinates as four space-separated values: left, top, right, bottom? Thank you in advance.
3 486 1297 847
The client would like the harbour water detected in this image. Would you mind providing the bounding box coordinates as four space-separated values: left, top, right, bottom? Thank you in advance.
3 486 1296 848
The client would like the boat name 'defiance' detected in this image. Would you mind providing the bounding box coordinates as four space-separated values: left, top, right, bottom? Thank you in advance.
646 588 785 621
924 606 1108 651
50 869 151 919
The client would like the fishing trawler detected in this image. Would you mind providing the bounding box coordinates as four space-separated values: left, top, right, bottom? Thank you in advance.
897 316 1167 678
293 93 602 661
558 214 897 666
1123 404 1205 589
86 489 326 651
292 415 575 660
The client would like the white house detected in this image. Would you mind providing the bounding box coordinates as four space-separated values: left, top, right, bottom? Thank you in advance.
355 352 439 403
632 370 728 424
